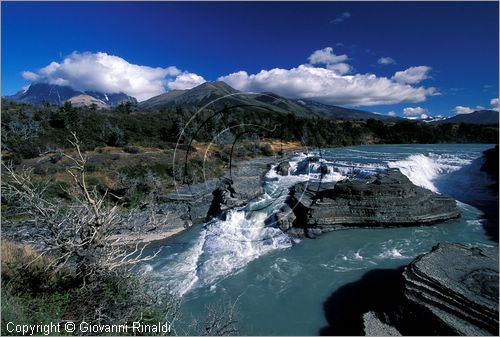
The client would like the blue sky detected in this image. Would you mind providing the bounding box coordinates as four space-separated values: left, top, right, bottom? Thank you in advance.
2 1 499 117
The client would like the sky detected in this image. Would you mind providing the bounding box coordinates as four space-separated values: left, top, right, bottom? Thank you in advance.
2 1 499 117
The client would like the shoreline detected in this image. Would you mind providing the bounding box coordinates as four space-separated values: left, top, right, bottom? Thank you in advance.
110 152 296 247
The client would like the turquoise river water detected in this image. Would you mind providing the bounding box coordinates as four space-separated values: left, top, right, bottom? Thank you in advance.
144 144 497 335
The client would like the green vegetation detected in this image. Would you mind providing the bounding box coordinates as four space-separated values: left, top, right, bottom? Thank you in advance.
2 98 497 207
2 99 497 161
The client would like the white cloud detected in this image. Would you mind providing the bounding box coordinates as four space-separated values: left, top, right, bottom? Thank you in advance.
453 106 474 114
219 65 437 107
21 71 40 81
491 97 499 111
331 12 351 24
308 47 348 65
22 51 205 101
167 72 206 90
219 47 437 107
326 62 351 75
387 111 397 117
403 106 428 116
378 57 396 65
392 66 431 84
420 113 429 119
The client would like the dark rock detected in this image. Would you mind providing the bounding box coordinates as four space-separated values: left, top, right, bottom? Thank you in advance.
481 145 499 184
275 161 290 176
403 242 499 335
288 169 460 234
320 243 499 336
265 204 296 231
165 156 277 221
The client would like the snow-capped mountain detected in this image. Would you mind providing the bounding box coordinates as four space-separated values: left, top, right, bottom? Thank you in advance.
6 83 137 108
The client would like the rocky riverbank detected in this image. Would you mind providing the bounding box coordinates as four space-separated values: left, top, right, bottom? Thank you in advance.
320 242 499 336
1 154 284 247
403 242 499 335
277 169 460 237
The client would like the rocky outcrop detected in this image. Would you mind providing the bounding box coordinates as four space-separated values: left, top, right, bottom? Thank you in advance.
320 243 499 336
287 169 460 236
265 204 296 231
363 312 401 336
403 242 499 335
275 161 290 176
481 145 499 186
2 156 278 247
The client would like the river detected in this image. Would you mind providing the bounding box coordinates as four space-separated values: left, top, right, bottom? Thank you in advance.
144 143 497 335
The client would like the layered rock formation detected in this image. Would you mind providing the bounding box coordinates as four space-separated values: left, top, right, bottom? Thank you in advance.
286 169 460 236
403 242 499 335
320 243 499 336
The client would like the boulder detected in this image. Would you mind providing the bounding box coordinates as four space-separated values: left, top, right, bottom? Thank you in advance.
403 242 499 335
288 169 460 234
363 312 401 336
265 204 296 231
275 161 290 176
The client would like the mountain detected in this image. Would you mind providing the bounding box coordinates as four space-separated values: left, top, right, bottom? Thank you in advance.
432 110 499 125
139 81 241 109
5 83 137 108
84 91 138 107
140 81 391 120
294 99 399 121
138 89 187 108
9 83 82 105
421 115 446 123
66 94 108 109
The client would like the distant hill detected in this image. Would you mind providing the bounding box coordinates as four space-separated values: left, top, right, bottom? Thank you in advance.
66 94 108 109
294 99 399 121
139 81 392 120
433 110 499 125
5 83 137 107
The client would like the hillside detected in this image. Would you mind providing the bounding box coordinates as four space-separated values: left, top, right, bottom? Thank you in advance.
433 109 499 125
139 81 391 120
294 99 399 121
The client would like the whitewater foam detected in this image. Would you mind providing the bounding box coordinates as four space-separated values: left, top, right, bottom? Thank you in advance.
154 210 293 296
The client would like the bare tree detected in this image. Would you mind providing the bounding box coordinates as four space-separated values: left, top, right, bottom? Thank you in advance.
2 132 239 334
2 132 160 283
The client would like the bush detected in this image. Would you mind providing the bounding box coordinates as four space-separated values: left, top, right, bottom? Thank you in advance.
259 143 274 156
123 145 141 154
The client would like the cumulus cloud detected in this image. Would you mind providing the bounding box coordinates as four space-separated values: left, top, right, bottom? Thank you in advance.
21 71 40 81
387 111 397 117
331 12 351 24
21 51 205 101
491 97 499 111
392 66 431 84
453 106 474 114
326 62 352 75
308 47 348 65
167 73 206 90
403 106 428 116
378 57 396 65
420 113 429 119
219 57 438 107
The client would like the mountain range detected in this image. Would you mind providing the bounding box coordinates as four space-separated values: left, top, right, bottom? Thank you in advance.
138 81 398 121
4 81 498 125
7 82 137 108
431 109 499 125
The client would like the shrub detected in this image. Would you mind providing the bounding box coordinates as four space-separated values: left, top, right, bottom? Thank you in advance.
259 143 274 156
123 145 141 154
